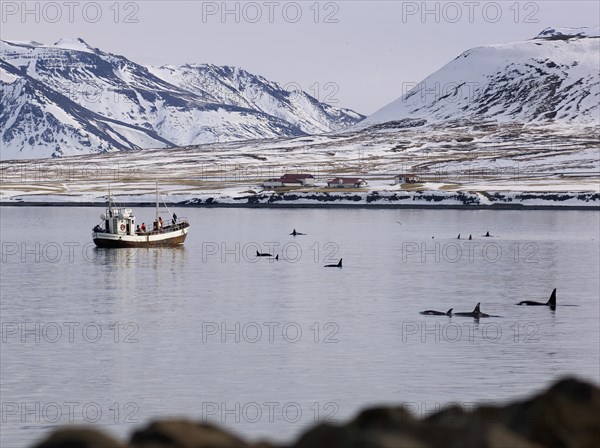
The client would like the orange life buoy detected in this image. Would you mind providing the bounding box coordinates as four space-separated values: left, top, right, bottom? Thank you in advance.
120 224 126 231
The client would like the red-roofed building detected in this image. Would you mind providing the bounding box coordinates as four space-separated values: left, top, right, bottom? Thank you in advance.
262 173 315 187
327 177 368 188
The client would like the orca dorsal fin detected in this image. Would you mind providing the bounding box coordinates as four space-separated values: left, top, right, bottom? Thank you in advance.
275 254 279 260
446 308 453 316
338 258 342 267
547 289 556 307
473 303 481 313
257 251 260 256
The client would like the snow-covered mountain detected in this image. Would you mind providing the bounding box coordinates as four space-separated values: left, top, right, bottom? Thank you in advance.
0 38 364 159
361 27 600 128
0 58 175 158
148 64 363 134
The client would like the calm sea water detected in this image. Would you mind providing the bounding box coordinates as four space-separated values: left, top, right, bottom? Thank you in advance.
1 207 599 447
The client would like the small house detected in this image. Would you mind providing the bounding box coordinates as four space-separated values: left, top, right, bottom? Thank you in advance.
262 173 315 188
327 177 368 188
394 173 421 184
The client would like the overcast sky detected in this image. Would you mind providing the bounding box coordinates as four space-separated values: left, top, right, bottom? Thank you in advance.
2 1 598 115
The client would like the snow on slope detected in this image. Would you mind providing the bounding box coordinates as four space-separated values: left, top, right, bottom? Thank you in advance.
361 27 600 128
51 37 96 53
0 59 174 159
0 40 303 148
0 39 364 160
148 64 364 134
1 118 597 204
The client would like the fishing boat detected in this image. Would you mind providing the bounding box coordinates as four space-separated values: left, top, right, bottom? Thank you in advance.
92 185 190 248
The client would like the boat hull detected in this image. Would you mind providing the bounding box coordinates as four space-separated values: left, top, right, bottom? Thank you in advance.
93 227 188 248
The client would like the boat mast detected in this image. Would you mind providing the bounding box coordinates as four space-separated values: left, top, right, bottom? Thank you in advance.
155 180 159 223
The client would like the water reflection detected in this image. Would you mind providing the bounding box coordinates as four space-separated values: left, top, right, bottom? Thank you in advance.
92 246 187 270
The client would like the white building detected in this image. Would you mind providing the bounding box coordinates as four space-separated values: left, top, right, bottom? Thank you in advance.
327 177 368 188
394 173 421 184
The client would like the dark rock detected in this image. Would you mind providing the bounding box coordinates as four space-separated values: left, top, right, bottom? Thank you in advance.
425 377 600 448
350 406 417 429
130 420 251 448
31 428 125 448
507 378 600 448
293 422 428 448
29 378 600 448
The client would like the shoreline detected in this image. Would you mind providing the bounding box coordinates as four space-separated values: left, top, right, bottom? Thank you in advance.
1 201 599 211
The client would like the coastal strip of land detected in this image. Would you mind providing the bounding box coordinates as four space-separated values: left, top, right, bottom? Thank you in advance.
1 189 598 210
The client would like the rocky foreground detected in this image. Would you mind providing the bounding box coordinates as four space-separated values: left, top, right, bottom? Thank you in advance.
33 378 599 448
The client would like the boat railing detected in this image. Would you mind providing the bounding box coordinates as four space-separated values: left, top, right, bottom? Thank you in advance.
136 217 189 236
166 217 188 226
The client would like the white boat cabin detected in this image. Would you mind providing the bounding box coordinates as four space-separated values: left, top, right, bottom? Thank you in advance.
97 207 137 236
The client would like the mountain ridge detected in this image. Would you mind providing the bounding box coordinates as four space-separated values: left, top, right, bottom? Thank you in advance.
0 38 364 159
359 27 600 129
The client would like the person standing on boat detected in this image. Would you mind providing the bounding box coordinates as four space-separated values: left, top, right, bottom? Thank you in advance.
172 213 177 224
141 223 146 233
159 216 163 229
